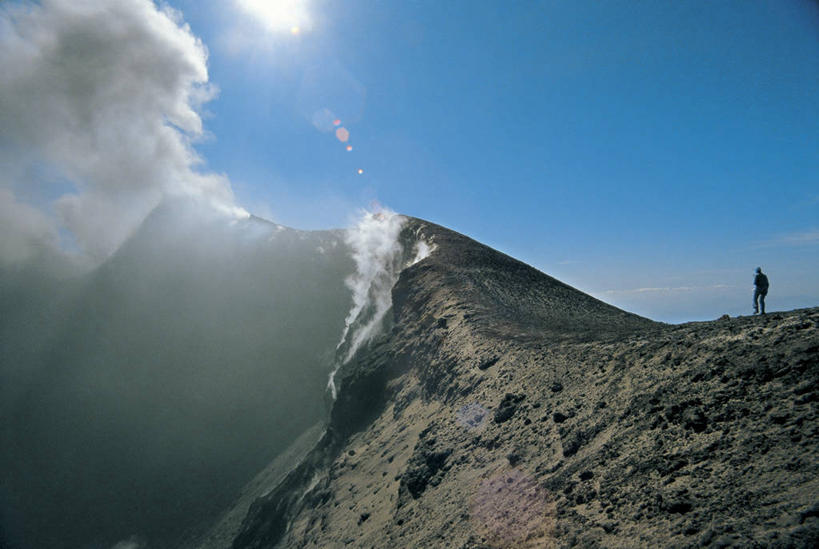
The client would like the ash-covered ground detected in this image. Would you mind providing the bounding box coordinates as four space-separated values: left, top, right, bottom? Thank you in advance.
231 219 818 549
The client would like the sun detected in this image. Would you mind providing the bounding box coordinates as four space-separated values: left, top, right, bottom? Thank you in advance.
237 0 311 34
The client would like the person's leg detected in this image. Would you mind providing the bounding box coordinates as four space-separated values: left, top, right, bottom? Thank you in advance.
760 292 766 314
753 289 760 314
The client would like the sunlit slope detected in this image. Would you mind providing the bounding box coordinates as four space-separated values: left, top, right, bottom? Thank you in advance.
232 218 661 548
0 200 354 549
232 220 817 549
395 217 659 340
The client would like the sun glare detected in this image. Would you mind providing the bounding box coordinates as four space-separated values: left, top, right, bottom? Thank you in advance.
237 0 311 34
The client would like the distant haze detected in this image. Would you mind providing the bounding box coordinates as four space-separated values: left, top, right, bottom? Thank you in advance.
0 200 354 548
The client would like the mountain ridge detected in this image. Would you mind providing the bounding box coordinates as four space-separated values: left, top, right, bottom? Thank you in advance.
228 217 818 548
3 206 815 548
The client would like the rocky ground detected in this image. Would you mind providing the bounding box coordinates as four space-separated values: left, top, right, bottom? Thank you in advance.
230 219 818 549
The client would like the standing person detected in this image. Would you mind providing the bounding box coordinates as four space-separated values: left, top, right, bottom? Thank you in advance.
753 267 769 315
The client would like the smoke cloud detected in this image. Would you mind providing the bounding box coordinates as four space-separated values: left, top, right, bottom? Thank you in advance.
0 188 60 265
327 209 436 399
0 0 247 265
328 209 405 398
409 230 435 266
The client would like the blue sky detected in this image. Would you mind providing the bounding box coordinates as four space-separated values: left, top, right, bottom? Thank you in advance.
12 0 813 323
164 0 819 322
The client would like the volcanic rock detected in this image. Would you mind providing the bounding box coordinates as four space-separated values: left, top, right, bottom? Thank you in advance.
229 218 818 549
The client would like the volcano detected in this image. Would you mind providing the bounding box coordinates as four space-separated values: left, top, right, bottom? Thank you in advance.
225 218 817 548
2 207 817 549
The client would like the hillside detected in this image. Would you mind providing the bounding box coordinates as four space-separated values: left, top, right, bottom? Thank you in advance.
0 200 353 549
231 218 819 548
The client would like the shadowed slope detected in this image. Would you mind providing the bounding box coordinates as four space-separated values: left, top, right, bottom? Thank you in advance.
0 200 353 549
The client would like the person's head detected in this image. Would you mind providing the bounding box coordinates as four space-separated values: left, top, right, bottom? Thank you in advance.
756 267 762 274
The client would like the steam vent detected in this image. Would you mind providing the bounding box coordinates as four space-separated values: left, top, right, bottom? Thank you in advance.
216 218 818 548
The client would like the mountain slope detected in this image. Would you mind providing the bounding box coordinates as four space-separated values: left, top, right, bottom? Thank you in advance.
0 200 354 549
393 218 658 341
232 218 818 548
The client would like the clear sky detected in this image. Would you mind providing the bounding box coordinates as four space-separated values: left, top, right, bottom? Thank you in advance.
172 0 818 322
3 0 817 322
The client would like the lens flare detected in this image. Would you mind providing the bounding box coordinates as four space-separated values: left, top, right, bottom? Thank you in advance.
357 168 364 175
311 108 336 133
470 469 556 547
335 127 349 142
456 403 489 431
346 145 353 151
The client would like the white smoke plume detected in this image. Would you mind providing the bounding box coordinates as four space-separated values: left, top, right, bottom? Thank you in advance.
327 209 406 399
409 232 435 266
0 0 247 265
0 188 60 265
326 209 437 399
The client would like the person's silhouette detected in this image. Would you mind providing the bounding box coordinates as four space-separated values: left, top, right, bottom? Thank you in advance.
753 267 769 315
